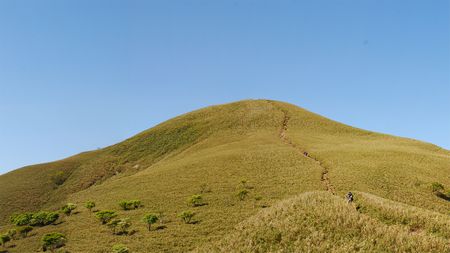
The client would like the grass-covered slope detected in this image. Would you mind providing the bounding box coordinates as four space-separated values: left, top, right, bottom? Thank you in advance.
0 99 449 252
196 191 450 253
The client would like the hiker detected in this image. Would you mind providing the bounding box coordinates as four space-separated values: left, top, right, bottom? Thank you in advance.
346 192 354 204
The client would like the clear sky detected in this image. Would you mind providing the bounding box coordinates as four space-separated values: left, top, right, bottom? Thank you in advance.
0 0 449 174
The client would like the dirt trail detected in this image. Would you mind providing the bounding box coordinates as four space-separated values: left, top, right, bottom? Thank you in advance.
275 106 336 195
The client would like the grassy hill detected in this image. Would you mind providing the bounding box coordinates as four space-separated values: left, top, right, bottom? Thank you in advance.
0 99 449 253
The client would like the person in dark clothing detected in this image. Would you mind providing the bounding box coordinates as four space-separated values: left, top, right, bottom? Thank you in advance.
346 192 354 204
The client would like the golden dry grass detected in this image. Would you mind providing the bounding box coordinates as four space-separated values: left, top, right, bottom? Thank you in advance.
195 191 450 253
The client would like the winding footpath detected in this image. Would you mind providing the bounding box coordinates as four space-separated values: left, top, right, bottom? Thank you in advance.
275 106 336 195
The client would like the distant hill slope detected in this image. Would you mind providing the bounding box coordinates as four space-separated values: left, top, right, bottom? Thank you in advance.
0 99 449 252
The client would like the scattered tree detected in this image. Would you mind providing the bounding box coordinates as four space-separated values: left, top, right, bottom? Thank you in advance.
187 194 204 207
17 226 33 238
41 232 66 252
10 211 58 226
85 201 96 212
112 244 129 253
95 210 117 224
143 214 158 231
237 189 249 201
10 213 33 226
119 200 141 210
179 211 195 224
61 203 77 216
108 218 131 235
30 211 59 226
0 234 10 248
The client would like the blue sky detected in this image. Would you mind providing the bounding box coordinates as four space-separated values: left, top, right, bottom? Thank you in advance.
0 0 449 174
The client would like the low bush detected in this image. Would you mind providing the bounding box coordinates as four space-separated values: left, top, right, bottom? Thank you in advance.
96 210 117 224
30 211 59 226
61 203 77 216
85 201 96 212
431 182 444 193
6 229 17 240
0 234 10 247
119 200 141 210
179 211 195 224
10 213 33 226
112 244 129 253
108 218 132 235
17 226 33 238
237 189 249 201
187 194 204 207
41 232 66 252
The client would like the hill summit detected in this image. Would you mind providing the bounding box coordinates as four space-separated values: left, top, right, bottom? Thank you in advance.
0 100 449 252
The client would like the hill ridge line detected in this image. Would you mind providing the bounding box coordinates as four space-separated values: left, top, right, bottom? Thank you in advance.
268 101 336 195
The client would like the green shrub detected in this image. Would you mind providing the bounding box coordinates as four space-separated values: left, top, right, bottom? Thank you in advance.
61 203 77 216
108 218 131 235
30 211 59 226
17 226 33 238
10 213 33 226
10 211 58 226
143 214 158 231
96 210 117 224
112 244 129 253
431 182 444 193
85 201 96 212
119 200 141 210
179 211 195 224
187 194 204 207
0 234 10 247
41 232 66 252
7 229 17 240
237 189 249 200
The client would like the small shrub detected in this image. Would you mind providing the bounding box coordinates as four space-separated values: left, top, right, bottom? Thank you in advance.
61 203 77 216
30 211 59 226
119 200 141 210
42 232 66 252
179 211 195 224
143 214 158 231
17 226 33 238
10 213 33 226
85 201 96 212
0 234 10 247
96 210 117 224
108 218 131 235
187 194 204 207
112 244 129 253
237 189 249 201
431 182 444 193
7 229 17 240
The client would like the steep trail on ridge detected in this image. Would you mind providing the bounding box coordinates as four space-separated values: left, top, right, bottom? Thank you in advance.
270 102 336 195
